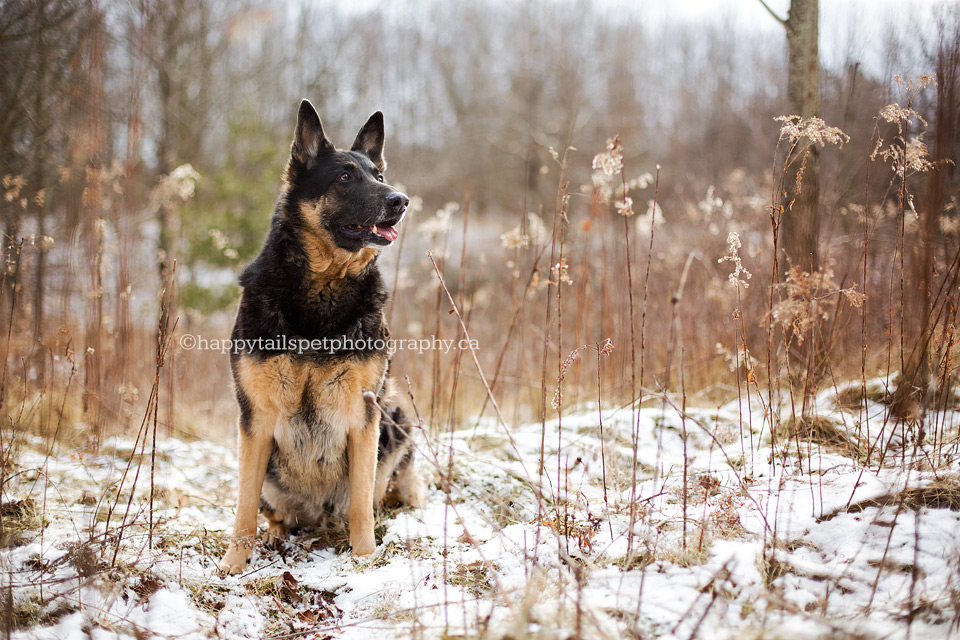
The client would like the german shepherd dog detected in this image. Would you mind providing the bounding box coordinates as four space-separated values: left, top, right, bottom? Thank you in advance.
218 100 423 575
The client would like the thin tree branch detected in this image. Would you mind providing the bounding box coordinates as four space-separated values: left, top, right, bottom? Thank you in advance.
757 0 787 27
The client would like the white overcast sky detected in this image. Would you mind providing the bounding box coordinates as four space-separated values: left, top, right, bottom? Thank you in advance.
637 0 949 70
341 0 954 78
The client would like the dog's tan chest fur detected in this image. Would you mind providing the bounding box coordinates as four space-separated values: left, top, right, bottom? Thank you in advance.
236 354 387 423
235 354 387 526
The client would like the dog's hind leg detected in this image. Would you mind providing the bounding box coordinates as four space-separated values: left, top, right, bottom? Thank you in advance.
383 448 425 509
260 501 290 549
375 405 423 509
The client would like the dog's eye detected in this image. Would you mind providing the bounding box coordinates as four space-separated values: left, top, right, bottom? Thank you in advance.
376 173 384 183
338 172 351 182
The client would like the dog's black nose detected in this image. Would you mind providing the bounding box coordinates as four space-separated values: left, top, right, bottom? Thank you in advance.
386 192 409 213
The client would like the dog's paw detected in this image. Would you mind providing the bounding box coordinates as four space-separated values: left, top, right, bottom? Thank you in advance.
261 522 289 549
350 534 376 557
217 545 253 576
404 473 426 509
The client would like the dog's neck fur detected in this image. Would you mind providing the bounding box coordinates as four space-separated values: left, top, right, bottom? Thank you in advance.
297 227 377 289
290 201 380 295
280 219 381 295
236 206 388 347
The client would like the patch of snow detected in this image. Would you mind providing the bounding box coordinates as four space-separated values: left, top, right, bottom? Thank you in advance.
4 396 959 639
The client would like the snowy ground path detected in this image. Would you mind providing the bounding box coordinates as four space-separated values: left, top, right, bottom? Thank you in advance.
3 381 960 639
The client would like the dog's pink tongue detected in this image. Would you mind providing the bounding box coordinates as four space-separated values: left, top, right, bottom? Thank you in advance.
377 225 400 242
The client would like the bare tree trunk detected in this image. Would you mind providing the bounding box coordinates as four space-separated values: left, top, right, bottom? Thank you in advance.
761 0 823 419
113 7 146 429
151 0 192 436
3 178 22 331
80 10 108 442
782 0 821 275
31 0 49 386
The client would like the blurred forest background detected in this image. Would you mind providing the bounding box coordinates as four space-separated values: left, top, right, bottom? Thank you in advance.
1 0 959 445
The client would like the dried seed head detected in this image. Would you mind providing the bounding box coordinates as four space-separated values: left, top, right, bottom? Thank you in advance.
616 196 634 217
592 136 623 176
551 259 573 286
775 115 850 148
718 231 751 289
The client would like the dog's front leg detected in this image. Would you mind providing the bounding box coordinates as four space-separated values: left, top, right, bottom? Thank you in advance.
348 411 380 556
218 410 276 575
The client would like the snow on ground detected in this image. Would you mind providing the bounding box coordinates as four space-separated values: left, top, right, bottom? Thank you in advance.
3 379 960 639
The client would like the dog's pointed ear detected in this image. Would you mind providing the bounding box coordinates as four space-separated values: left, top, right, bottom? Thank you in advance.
291 99 331 165
351 111 386 171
